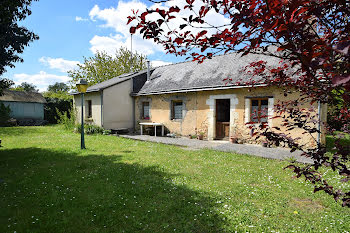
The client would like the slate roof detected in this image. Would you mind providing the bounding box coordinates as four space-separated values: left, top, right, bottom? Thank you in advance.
0 90 46 103
71 69 151 95
135 51 281 96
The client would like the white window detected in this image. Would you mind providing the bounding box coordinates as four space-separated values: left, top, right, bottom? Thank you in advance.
250 98 268 123
171 101 183 119
86 100 92 118
142 102 150 119
245 97 273 125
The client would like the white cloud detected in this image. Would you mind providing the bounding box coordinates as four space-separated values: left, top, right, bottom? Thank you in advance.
89 2 146 35
13 71 70 92
88 1 164 56
89 35 124 55
151 60 172 67
75 16 89 22
89 34 162 56
39 57 81 73
88 1 230 57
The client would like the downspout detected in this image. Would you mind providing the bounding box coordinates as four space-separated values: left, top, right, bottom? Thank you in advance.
132 94 136 132
317 100 321 144
101 90 104 128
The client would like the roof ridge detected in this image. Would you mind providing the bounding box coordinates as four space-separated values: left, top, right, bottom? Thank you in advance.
88 69 148 88
4 89 41 94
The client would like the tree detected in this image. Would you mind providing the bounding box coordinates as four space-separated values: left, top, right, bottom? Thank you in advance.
68 47 147 87
0 79 14 94
47 82 70 93
128 0 350 206
11 82 38 92
0 0 39 94
43 82 72 123
0 102 11 126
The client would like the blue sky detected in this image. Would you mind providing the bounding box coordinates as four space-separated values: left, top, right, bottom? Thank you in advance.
4 0 230 91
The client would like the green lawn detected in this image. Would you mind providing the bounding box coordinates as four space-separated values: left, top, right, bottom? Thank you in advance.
0 126 349 232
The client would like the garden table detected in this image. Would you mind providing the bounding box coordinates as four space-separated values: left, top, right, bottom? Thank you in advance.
139 122 164 137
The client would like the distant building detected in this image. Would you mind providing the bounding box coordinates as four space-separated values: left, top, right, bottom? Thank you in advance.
0 90 46 120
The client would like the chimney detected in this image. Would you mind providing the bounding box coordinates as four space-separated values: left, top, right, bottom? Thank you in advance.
147 60 150 81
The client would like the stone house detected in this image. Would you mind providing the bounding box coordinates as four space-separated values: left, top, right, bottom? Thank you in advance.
73 52 327 147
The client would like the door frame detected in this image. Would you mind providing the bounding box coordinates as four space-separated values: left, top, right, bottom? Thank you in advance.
206 94 239 140
215 99 230 139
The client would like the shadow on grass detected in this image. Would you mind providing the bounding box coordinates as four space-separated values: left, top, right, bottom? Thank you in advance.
0 147 225 233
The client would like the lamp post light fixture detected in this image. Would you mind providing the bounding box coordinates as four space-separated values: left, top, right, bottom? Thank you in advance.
76 78 88 149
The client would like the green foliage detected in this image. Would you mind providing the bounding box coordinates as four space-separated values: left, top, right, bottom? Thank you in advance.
43 89 73 124
103 129 112 135
44 96 72 124
47 82 70 92
75 124 104 135
0 79 14 95
11 82 38 92
327 89 346 131
56 105 76 130
43 91 72 101
0 102 11 126
68 47 147 87
326 132 350 152
0 0 39 77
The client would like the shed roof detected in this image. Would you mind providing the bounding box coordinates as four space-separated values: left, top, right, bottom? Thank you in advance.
136 51 281 96
0 90 46 103
72 69 151 95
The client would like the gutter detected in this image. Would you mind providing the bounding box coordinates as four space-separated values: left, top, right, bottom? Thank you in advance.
132 95 136 132
0 100 47 104
132 84 268 96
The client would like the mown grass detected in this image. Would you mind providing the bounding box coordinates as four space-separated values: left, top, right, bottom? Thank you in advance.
0 126 349 232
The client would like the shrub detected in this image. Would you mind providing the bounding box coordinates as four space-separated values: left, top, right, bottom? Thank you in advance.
75 124 105 135
56 104 76 130
0 102 11 126
44 95 72 124
103 129 112 135
85 124 104 135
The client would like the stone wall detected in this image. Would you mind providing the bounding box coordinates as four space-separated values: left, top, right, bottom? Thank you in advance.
135 86 327 148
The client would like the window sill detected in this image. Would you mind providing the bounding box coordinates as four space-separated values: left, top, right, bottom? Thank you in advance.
246 122 269 127
171 119 183 122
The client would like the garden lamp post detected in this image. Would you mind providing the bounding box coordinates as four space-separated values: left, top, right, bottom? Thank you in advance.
76 79 88 149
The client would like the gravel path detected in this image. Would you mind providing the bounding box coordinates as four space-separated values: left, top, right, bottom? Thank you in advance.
119 134 312 164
